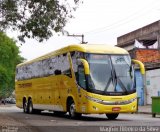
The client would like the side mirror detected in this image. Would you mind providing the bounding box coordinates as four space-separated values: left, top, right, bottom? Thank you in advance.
132 59 145 75
77 59 90 75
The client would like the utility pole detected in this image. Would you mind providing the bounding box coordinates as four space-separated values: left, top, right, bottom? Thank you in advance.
68 34 87 44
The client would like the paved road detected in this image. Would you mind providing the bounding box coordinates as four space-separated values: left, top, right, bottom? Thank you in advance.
0 105 160 132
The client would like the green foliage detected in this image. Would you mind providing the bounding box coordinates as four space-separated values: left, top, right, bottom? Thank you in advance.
0 32 24 97
0 0 81 42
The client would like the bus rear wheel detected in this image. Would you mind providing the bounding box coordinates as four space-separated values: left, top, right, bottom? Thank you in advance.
106 113 119 120
27 100 41 114
23 100 28 113
28 100 33 114
68 100 81 119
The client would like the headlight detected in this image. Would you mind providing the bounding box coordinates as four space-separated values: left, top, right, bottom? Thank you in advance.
86 96 137 105
86 95 102 103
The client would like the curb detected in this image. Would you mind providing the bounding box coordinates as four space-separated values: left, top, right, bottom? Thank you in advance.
137 111 152 114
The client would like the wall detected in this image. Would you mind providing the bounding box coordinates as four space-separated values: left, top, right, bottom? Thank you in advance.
146 69 160 104
117 20 160 46
135 49 160 64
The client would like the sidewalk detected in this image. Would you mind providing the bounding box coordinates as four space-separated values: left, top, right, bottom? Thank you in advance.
0 104 16 107
137 105 152 114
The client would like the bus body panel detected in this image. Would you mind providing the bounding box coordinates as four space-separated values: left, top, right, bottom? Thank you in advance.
16 76 137 114
16 75 78 112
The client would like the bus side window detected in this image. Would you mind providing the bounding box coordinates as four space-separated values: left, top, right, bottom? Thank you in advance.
77 65 87 89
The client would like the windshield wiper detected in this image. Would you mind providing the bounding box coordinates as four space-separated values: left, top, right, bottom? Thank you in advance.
116 77 128 93
104 77 112 91
112 64 128 93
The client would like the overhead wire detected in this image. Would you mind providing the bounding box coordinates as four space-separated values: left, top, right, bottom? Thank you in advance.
72 36 82 43
84 0 160 36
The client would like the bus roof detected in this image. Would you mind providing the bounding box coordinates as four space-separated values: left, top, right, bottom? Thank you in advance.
17 44 129 67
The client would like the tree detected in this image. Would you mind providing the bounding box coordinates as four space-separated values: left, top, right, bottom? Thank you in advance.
0 32 24 98
0 0 81 42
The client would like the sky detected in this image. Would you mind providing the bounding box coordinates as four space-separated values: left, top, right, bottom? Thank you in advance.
7 0 160 61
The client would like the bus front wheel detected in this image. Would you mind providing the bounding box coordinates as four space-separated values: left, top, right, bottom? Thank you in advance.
68 100 81 118
106 113 119 120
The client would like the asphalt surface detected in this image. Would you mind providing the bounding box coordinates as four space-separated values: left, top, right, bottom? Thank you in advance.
0 104 160 132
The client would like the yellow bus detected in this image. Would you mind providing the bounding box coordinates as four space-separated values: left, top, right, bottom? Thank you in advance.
15 44 145 119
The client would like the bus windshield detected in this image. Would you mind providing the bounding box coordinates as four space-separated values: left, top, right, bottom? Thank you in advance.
86 54 135 95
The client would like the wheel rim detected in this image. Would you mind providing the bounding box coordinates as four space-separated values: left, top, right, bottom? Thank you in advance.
70 103 75 117
24 102 27 113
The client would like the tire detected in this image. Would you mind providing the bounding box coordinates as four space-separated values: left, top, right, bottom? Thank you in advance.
106 113 119 120
28 100 33 114
68 100 81 119
152 113 156 117
23 100 28 113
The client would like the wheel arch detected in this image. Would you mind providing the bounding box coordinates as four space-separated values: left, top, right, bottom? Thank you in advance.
66 96 74 111
23 96 27 107
28 96 32 102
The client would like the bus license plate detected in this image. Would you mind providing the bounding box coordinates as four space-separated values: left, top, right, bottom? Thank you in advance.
112 107 121 111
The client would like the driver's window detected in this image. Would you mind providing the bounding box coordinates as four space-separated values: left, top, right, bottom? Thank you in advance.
78 65 87 89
